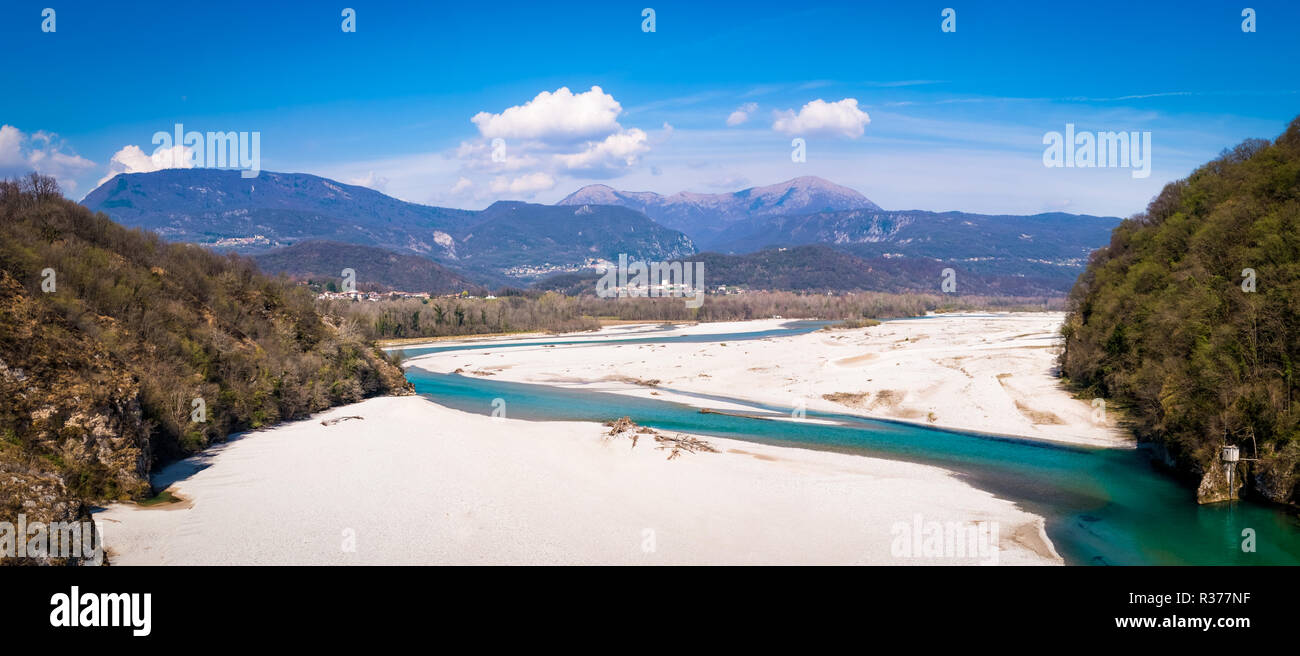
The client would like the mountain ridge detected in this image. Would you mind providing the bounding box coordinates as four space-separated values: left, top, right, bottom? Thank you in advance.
82 170 696 283
558 176 880 248
82 169 1121 296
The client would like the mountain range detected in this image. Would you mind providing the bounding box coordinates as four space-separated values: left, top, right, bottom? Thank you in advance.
557 176 880 250
712 207 1119 286
81 170 1121 295
82 169 694 284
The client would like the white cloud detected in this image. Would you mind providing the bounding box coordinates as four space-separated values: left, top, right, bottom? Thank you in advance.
471 86 623 142
348 171 389 192
449 176 473 194
726 102 758 127
656 122 674 143
455 139 540 172
456 85 657 197
555 128 650 175
0 125 95 192
0 126 25 168
98 143 195 186
772 98 871 138
490 172 556 196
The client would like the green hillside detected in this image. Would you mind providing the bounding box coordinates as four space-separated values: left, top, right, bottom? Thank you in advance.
1061 118 1300 505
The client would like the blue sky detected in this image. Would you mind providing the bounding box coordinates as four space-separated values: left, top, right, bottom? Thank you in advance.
2 0 1297 217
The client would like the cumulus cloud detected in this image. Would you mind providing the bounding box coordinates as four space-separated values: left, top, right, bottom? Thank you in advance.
726 102 759 127
98 143 195 186
772 98 871 138
0 125 95 191
554 128 649 175
455 85 656 197
471 86 623 142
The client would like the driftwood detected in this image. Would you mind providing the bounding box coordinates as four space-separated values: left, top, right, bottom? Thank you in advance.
602 416 717 459
654 433 720 460
604 416 637 435
321 415 364 426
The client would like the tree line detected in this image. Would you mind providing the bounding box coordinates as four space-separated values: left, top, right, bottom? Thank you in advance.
326 289 1062 341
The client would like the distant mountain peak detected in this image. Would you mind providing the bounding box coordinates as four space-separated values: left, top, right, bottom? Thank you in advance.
555 177 880 249
742 175 865 196
751 175 839 190
560 183 619 203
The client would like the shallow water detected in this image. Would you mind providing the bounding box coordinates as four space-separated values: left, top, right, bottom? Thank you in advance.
400 321 1300 565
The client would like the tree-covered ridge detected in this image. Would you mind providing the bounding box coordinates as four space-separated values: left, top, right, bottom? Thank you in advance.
1061 118 1300 505
0 175 411 557
252 240 485 294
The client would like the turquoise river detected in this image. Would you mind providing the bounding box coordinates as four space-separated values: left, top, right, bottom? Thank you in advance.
395 320 1300 565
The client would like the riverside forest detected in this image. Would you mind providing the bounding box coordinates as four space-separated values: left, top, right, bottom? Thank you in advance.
1061 118 1300 508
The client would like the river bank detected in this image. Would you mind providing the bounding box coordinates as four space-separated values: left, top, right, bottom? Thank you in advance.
94 395 1059 565
403 313 1130 448
94 314 1300 565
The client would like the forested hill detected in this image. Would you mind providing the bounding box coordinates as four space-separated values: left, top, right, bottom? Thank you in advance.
0 175 411 562
1061 118 1300 506
252 240 484 294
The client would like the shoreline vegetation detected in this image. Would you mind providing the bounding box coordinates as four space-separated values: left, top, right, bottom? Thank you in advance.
324 291 1065 343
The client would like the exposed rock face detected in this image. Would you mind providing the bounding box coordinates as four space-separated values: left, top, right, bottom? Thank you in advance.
0 462 99 565
1 271 150 564
1196 463 1243 504
1 272 152 501
1252 443 1300 504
